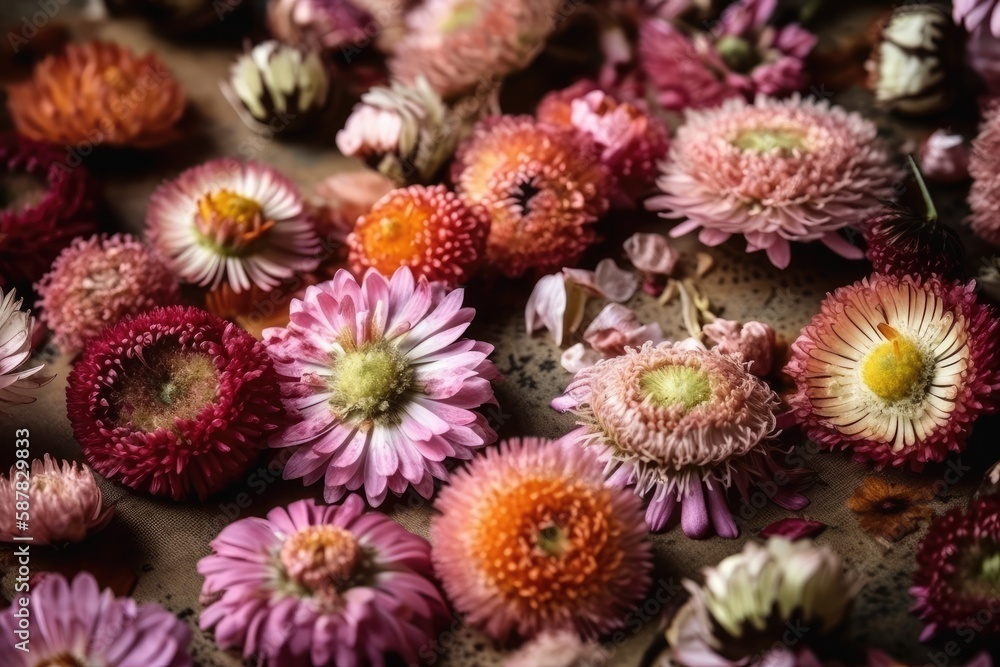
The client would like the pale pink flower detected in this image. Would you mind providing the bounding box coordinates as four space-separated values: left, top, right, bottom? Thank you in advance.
0 455 113 545
624 232 678 293
919 130 970 184
647 95 897 268
263 266 498 506
969 103 1000 247
311 169 397 246
703 318 776 377
584 303 666 356
967 24 1000 94
954 0 1000 37
0 287 51 407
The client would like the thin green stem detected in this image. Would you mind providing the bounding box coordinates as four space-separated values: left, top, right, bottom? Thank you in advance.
907 155 937 224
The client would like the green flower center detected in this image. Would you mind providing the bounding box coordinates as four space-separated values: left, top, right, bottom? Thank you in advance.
537 524 568 557
116 350 218 433
329 338 414 426
732 127 806 153
982 552 1000 586
716 36 761 74
860 324 929 403
440 0 480 33
640 364 712 411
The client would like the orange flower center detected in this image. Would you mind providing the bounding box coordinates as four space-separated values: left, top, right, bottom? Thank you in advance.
473 474 624 612
354 198 433 271
195 190 274 254
102 65 135 93
279 525 362 606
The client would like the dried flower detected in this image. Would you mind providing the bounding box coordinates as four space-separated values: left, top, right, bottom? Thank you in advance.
0 572 192 667
920 130 970 184
348 184 490 286
954 0 1000 38
703 319 776 377
432 437 652 641
147 158 320 293
555 342 809 538
222 40 328 134
199 496 447 667
0 288 52 407
263 267 498 506
583 303 665 357
665 538 858 666
504 630 608 667
847 476 934 543
0 455 113 545
538 85 670 207
389 0 560 98
787 274 1000 470
969 104 1000 248
268 0 403 54
66 306 283 500
7 41 186 149
648 95 897 268
36 234 180 354
454 116 609 277
911 494 1000 640
0 133 99 288
866 5 959 115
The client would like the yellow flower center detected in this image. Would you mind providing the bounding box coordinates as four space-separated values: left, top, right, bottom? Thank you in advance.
195 190 274 253
440 0 480 33
279 525 362 606
640 364 712 411
329 338 414 427
860 324 928 403
732 127 806 153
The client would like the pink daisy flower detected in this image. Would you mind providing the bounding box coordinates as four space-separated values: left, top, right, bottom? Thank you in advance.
787 274 1000 470
955 0 1000 37
0 571 192 667
647 96 897 268
431 437 652 642
36 233 181 355
66 306 284 500
199 496 447 667
263 266 498 506
554 342 809 538
147 158 320 293
0 454 114 545
0 287 52 407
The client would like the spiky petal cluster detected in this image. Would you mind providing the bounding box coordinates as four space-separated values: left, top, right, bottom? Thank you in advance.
863 204 964 280
537 84 670 207
0 455 113 545
147 158 320 293
554 341 808 538
66 306 284 500
348 184 490 287
969 104 1000 248
665 538 858 666
0 572 192 667
0 133 99 288
0 288 51 407
454 116 609 277
263 266 498 506
431 437 652 642
388 0 561 98
6 41 186 148
647 95 897 268
36 234 181 354
199 496 447 667
911 494 1000 640
787 274 1000 470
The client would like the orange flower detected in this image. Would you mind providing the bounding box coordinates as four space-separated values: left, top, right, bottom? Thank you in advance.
846 476 934 543
7 41 185 149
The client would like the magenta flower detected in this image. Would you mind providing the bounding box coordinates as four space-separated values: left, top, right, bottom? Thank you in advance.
0 571 192 667
199 496 447 667
263 266 498 506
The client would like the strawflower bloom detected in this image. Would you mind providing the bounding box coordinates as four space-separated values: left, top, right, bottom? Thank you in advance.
0 571 192 667
920 130 970 184
147 158 320 293
7 41 186 149
969 104 1000 248
454 116 609 277
36 233 181 354
0 133 99 288
432 437 652 642
66 306 284 500
787 274 1000 470
664 538 858 667
0 454 113 545
912 494 1000 640
199 496 447 667
0 288 51 407
554 342 809 538
846 476 933 543
388 0 561 98
263 266 498 506
703 318 776 377
348 184 490 287
647 95 897 268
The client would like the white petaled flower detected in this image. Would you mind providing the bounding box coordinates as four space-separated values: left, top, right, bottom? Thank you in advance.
222 40 329 133
665 538 860 666
147 158 321 293
0 288 51 407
